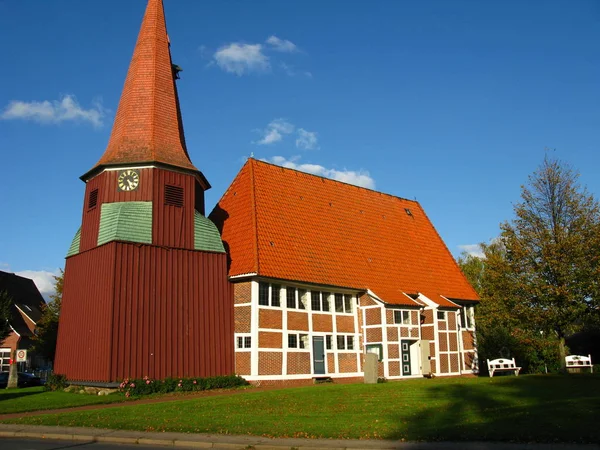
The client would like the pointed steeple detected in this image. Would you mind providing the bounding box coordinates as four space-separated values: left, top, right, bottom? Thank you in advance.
84 0 199 179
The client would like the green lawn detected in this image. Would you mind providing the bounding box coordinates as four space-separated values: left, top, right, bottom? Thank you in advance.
0 387 126 414
3 374 599 443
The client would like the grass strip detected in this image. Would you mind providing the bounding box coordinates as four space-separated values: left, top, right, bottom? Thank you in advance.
3 374 599 443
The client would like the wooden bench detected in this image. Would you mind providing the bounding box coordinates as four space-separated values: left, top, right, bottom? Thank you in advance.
566 354 593 373
487 358 521 377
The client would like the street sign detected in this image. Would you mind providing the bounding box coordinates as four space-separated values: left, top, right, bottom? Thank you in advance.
16 349 27 362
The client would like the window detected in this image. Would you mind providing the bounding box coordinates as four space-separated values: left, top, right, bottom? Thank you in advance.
288 333 308 349
259 282 269 306
286 287 296 308
335 293 344 312
271 284 281 307
394 310 411 325
336 335 354 350
258 282 280 307
344 294 353 313
311 291 321 311
236 336 251 349
437 311 446 321
298 289 307 310
0 348 10 372
88 189 98 209
334 293 353 313
326 335 332 350
366 344 383 361
322 292 331 312
459 305 474 329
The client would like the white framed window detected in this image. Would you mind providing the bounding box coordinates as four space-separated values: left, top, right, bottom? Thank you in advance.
459 305 475 329
334 293 354 313
311 291 330 312
0 348 10 372
288 333 308 349
326 335 332 350
394 310 412 325
366 344 383 361
236 335 251 350
437 311 446 321
258 282 281 307
336 335 354 350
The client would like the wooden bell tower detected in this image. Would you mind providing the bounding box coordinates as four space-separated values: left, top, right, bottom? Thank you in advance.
55 0 234 383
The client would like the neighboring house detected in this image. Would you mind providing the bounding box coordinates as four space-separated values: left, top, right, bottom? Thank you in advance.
0 271 46 372
210 160 479 384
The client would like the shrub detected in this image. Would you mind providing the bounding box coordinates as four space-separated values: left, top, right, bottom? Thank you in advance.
44 373 69 391
118 374 249 397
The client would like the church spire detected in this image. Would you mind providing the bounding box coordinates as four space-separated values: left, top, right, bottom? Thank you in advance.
84 0 198 179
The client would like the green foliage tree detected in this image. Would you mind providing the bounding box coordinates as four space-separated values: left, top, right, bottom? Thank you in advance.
0 290 12 343
460 156 600 372
31 270 63 363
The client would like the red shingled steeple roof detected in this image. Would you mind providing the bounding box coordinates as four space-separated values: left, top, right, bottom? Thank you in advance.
83 0 200 180
210 159 479 308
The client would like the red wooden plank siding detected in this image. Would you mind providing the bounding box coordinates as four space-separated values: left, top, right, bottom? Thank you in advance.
56 242 233 383
152 170 196 249
55 243 117 381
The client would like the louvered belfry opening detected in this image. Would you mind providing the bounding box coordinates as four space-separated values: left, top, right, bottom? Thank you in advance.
88 189 99 209
164 184 184 207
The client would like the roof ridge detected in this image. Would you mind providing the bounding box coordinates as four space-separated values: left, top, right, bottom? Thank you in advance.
250 158 419 206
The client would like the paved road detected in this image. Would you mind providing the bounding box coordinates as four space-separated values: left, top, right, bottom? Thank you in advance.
0 438 168 449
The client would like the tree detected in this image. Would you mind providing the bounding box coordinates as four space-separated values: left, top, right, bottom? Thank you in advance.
0 290 12 343
494 156 600 369
31 270 63 363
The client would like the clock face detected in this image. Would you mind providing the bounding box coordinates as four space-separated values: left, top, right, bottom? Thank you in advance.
117 169 140 192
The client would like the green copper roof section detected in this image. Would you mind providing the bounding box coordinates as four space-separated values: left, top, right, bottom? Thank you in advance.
66 227 81 257
195 211 225 253
97 202 152 246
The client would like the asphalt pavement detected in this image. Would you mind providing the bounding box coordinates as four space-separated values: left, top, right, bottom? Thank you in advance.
0 424 599 450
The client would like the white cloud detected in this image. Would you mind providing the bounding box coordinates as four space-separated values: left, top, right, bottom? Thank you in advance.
14 269 60 301
296 128 319 150
256 119 295 145
1 95 106 128
458 244 485 258
266 35 298 53
213 43 270 76
267 156 375 189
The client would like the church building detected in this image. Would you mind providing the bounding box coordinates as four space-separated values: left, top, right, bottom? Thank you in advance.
55 0 478 385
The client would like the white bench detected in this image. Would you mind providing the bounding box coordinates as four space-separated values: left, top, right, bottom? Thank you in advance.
566 354 593 373
487 358 521 377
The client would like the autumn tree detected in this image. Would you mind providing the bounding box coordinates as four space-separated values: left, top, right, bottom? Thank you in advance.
0 290 12 343
31 270 63 362
490 156 600 369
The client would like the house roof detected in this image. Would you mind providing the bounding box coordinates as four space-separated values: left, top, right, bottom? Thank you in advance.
210 159 479 308
82 0 201 180
0 271 46 337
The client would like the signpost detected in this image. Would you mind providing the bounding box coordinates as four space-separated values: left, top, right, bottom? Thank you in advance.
16 349 27 362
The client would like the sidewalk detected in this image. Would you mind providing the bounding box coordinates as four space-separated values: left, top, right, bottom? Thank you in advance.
0 423 598 450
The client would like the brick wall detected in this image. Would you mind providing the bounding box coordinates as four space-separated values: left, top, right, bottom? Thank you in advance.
448 313 457 331
0 332 19 352
462 330 474 350
360 293 377 307
439 333 448 351
259 331 282 348
421 325 435 341
410 328 419 338
235 351 251 375
365 308 381 325
336 316 355 333
464 351 475 370
439 353 449 374
327 353 335 373
450 353 459 373
234 282 251 304
312 314 333 332
258 351 282 375
448 332 458 351
366 327 382 343
387 327 398 341
234 305 251 333
287 311 309 331
338 353 357 373
388 344 399 359
259 309 282 329
388 361 400 377
287 352 311 374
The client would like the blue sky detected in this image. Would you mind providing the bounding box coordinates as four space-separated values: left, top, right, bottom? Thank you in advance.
0 0 598 298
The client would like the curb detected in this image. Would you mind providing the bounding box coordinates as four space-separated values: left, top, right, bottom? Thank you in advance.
1 424 600 449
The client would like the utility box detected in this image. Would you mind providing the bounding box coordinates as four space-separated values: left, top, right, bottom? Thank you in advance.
420 340 431 376
364 352 378 384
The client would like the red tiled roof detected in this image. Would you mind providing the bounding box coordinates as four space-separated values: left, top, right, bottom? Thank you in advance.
210 159 479 307
86 0 197 178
